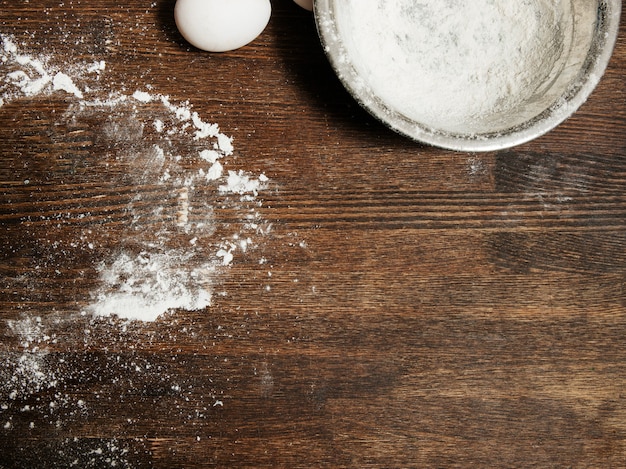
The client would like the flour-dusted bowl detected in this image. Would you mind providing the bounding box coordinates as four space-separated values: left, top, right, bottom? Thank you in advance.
314 0 621 152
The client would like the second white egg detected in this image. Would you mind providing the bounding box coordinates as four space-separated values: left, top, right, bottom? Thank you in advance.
174 0 272 52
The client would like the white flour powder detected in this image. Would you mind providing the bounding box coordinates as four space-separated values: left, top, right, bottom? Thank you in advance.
1 35 98 104
335 0 568 133
0 10 277 462
1 33 270 322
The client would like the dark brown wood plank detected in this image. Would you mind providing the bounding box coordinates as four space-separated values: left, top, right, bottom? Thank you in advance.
0 1 625 468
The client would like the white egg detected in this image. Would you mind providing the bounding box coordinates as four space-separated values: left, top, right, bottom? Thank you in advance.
293 0 314 11
174 0 272 52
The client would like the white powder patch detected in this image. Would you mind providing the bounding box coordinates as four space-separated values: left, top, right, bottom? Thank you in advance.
217 133 234 155
207 160 224 181
92 251 213 322
52 72 84 98
192 111 220 140
1 34 94 105
0 35 271 323
220 170 264 196
132 90 153 103
6 69 52 96
86 60 106 74
77 92 270 321
200 149 221 164
216 248 234 266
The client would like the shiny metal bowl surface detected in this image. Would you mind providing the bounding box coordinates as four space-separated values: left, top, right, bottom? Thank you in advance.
314 0 621 152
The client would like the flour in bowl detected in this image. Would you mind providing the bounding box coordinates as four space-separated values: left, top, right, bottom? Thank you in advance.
334 0 569 133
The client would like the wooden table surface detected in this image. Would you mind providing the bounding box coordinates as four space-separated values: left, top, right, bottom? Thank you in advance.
1 1 625 467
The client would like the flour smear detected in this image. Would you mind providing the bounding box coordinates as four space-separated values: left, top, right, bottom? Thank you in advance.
1 33 271 322
0 12 279 466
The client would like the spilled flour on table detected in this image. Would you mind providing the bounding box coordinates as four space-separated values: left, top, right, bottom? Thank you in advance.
0 5 318 462
1 33 270 322
78 90 270 322
1 34 102 105
0 11 294 468
1 29 270 462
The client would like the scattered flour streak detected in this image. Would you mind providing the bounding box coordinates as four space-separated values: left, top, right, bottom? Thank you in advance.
1 35 271 322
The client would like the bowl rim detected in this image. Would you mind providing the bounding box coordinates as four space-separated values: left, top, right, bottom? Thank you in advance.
313 0 622 152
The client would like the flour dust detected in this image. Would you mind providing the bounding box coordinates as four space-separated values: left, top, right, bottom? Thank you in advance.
1 32 271 322
0 28 273 458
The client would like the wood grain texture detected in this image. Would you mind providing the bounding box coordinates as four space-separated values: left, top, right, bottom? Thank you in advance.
0 1 625 468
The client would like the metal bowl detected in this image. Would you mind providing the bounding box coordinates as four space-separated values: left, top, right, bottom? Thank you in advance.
314 0 621 152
